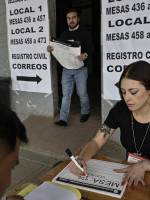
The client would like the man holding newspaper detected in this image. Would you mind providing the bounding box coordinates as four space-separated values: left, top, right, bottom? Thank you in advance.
47 8 94 126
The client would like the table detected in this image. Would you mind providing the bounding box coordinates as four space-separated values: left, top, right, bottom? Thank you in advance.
39 154 150 200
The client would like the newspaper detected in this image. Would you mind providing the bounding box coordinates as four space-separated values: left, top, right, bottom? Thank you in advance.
52 159 129 198
50 37 84 69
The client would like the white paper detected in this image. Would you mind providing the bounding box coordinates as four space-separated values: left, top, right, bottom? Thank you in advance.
50 38 84 69
102 0 150 100
25 181 78 200
5 0 52 93
52 159 129 198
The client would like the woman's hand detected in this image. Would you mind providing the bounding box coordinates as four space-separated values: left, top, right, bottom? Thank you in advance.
69 157 87 176
7 195 24 200
114 161 147 190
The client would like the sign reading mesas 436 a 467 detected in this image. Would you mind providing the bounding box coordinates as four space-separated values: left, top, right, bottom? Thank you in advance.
5 0 51 93
102 0 150 100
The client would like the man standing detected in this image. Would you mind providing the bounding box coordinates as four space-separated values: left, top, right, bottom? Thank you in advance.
0 104 28 200
47 8 94 126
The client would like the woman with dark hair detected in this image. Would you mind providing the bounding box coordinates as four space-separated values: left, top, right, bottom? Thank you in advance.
70 60 150 191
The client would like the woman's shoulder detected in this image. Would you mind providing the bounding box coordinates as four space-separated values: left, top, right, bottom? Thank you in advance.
104 101 128 128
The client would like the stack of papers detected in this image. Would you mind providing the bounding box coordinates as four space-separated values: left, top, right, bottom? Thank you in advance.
24 181 81 200
17 184 38 197
50 37 84 69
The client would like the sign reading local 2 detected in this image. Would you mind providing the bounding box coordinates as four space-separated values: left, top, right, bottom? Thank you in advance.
5 0 51 93
102 0 150 100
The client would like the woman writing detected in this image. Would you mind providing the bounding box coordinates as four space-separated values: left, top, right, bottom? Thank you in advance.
70 60 150 190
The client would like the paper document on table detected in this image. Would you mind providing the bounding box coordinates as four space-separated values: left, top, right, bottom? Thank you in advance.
24 181 81 200
17 184 38 197
50 37 84 69
52 159 129 198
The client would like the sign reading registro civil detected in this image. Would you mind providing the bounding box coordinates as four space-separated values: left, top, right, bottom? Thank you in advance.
102 0 150 100
5 0 51 93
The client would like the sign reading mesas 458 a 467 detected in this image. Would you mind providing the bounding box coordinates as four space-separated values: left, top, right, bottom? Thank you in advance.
5 0 51 93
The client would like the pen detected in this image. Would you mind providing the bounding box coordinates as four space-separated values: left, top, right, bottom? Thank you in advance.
65 148 86 176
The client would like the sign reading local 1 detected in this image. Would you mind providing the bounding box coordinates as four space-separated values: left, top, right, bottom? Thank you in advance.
102 0 150 100
5 0 51 93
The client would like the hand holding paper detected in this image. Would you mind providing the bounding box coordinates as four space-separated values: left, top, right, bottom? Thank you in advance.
77 53 87 61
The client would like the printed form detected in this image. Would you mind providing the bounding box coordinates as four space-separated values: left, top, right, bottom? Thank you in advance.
52 159 129 198
50 37 84 69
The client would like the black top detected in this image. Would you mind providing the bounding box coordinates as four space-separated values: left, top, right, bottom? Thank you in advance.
104 101 150 159
59 26 94 66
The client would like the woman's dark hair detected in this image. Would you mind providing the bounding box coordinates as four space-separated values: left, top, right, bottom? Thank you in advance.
118 60 150 100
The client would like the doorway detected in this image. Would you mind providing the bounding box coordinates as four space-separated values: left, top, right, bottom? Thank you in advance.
55 0 101 116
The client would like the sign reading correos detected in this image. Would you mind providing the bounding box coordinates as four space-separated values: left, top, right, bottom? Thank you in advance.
5 0 51 93
102 0 150 100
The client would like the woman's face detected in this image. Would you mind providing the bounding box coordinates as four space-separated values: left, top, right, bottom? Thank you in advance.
120 78 150 111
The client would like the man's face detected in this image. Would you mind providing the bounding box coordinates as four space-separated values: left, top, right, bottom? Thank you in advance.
0 138 20 198
66 11 80 30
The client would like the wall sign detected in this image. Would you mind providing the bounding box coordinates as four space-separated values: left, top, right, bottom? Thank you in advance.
5 0 51 93
102 0 150 100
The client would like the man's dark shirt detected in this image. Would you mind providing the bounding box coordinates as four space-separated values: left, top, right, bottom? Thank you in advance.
59 26 94 66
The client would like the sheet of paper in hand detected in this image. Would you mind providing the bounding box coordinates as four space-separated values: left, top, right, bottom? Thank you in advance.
50 37 84 69
52 159 129 198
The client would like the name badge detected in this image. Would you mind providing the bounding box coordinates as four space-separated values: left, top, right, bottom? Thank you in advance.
127 153 148 163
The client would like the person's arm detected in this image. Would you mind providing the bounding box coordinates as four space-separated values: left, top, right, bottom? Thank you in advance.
114 160 150 190
69 124 115 175
83 30 94 57
76 30 94 64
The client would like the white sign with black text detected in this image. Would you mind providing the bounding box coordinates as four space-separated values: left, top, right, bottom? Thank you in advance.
5 0 51 93
52 159 128 198
102 0 150 100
